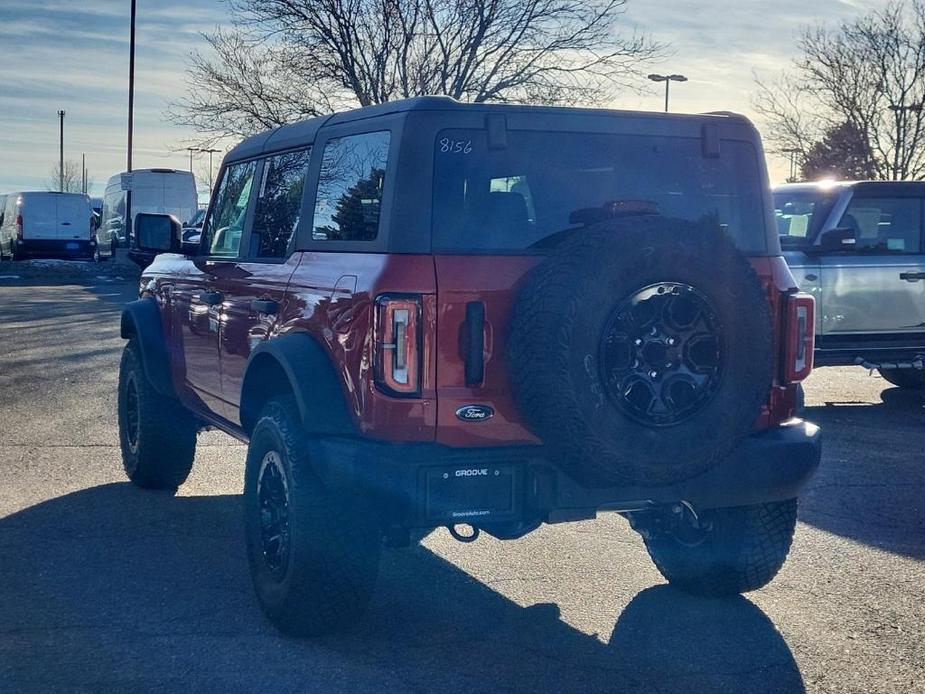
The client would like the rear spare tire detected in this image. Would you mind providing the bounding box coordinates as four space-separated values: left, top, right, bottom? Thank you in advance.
508 217 773 486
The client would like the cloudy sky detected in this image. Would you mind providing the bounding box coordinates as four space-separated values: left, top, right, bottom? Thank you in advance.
0 0 884 196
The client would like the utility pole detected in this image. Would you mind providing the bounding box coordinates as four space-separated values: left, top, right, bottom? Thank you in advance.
82 153 86 194
58 110 65 192
125 0 136 248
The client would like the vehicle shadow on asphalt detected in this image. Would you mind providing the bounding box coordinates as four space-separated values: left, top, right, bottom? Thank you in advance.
0 483 803 693
799 387 925 559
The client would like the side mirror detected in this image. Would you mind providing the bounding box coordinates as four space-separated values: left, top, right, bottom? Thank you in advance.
134 213 182 253
813 226 856 254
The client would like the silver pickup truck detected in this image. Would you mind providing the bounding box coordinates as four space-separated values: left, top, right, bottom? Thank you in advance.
775 180 925 389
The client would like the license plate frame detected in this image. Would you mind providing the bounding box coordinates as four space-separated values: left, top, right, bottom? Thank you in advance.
422 463 520 524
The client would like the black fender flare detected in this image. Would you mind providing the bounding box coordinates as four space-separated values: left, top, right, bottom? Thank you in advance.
120 297 175 398
240 333 357 437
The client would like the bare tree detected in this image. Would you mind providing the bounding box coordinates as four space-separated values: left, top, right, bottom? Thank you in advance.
754 0 925 181
171 0 661 145
45 160 92 194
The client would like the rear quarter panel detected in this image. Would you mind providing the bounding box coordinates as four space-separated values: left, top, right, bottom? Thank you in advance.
281 252 438 441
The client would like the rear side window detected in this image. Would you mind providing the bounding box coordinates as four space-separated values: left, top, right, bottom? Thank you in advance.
432 129 767 253
838 197 922 253
774 189 840 250
312 131 390 241
251 148 311 258
203 160 258 257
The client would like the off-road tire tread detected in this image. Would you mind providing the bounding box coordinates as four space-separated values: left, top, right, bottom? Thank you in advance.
118 339 197 489
244 397 381 637
644 499 798 596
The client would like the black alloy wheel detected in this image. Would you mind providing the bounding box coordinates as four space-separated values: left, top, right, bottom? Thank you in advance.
600 282 724 427
123 373 141 456
257 450 291 579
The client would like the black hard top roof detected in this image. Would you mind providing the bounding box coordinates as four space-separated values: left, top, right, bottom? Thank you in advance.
225 96 753 162
775 180 925 194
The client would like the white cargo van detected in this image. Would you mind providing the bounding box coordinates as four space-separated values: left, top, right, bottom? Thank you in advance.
97 169 198 259
0 192 95 260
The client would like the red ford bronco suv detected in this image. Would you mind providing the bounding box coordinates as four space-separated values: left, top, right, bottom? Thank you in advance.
118 97 821 636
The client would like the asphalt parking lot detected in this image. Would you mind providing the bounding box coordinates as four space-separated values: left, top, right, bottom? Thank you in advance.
0 280 923 694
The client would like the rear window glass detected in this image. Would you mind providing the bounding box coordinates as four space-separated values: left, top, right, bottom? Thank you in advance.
432 130 767 253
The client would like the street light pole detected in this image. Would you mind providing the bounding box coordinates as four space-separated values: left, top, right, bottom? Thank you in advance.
125 0 136 250
783 148 801 183
889 103 922 180
58 110 65 192
186 147 200 173
201 148 222 192
648 73 688 112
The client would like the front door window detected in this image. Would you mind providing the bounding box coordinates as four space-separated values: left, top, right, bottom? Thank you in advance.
203 160 258 257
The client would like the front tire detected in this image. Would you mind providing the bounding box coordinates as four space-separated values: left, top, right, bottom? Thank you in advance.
878 367 925 390
640 499 798 597
244 397 381 637
118 339 197 489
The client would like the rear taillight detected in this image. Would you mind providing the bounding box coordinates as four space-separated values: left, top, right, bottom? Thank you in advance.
15 214 22 239
375 294 422 396
784 292 815 383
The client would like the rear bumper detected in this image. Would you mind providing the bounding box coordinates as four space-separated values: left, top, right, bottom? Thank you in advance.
314 420 821 533
14 238 96 257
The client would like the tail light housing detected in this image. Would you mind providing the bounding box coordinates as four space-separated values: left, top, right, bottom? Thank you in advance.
15 214 23 239
375 294 422 397
784 292 815 383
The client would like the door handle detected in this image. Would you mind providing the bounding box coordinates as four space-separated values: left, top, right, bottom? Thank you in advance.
899 272 925 282
804 273 818 282
464 301 485 386
198 290 224 306
250 299 278 315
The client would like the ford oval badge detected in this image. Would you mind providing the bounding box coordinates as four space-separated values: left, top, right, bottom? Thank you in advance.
455 404 494 422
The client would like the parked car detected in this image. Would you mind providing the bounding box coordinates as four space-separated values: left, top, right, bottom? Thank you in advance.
0 191 96 260
118 97 820 636
97 168 198 262
776 180 925 389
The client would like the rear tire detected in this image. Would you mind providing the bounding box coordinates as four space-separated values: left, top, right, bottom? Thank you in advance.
640 499 798 597
117 339 197 489
878 368 925 390
244 397 381 637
